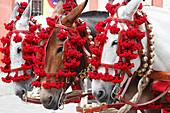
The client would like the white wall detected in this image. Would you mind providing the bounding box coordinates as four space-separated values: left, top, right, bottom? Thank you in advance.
142 0 152 6
15 0 28 3
98 0 107 11
0 73 14 96
163 0 170 9
77 0 89 12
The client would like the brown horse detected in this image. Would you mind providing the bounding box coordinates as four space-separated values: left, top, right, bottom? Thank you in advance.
39 0 90 110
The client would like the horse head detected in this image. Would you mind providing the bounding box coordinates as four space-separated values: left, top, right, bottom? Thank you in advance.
91 0 144 104
39 0 88 110
8 1 36 98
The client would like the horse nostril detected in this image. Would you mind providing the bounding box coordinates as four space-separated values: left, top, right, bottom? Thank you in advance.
96 89 106 100
15 89 26 99
21 89 26 95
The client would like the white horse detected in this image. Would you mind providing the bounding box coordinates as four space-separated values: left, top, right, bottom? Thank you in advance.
91 0 170 112
8 1 48 98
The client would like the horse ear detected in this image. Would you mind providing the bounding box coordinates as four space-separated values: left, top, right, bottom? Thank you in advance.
121 0 142 20
51 0 64 18
61 0 88 27
19 0 32 25
10 2 19 21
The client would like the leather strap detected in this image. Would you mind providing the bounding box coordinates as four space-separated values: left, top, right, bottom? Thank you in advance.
115 95 138 107
137 86 170 106
76 102 170 113
112 18 136 26
55 24 78 33
23 96 41 104
82 46 91 57
10 30 33 34
120 76 133 97
100 63 115 68
8 67 23 72
148 71 170 82
76 86 170 113
64 93 92 104
23 92 92 105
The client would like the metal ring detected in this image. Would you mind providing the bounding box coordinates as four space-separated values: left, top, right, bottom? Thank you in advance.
112 84 121 95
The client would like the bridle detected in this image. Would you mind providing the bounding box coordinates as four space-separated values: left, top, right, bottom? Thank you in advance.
88 3 155 106
35 15 91 92
44 18 80 91
24 14 93 105
77 2 170 113
1 19 37 83
109 9 155 106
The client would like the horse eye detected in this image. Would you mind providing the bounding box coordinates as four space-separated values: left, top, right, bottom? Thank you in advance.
17 47 22 54
111 40 117 46
57 47 63 53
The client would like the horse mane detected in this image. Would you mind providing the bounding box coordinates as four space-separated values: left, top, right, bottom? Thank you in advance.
80 11 109 37
80 11 109 18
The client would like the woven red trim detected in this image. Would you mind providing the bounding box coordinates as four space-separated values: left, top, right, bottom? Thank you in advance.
112 18 136 25
55 24 79 33
9 67 23 72
100 63 114 68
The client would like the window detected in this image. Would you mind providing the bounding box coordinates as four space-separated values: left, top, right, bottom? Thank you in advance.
29 0 43 16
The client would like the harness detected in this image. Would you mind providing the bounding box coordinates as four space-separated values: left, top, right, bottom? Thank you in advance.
78 3 170 113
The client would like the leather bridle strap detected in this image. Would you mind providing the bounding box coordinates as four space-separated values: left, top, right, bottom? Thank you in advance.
115 95 138 107
55 24 79 33
23 92 92 105
120 76 133 97
63 92 92 104
8 67 23 72
148 71 170 82
55 23 91 57
76 87 170 112
82 46 91 57
137 86 170 106
112 17 136 26
10 30 33 34
76 101 170 113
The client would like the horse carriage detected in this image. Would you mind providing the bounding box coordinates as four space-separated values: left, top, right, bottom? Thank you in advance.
0 0 170 113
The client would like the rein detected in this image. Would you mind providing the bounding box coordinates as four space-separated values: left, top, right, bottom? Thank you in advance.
23 90 93 104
